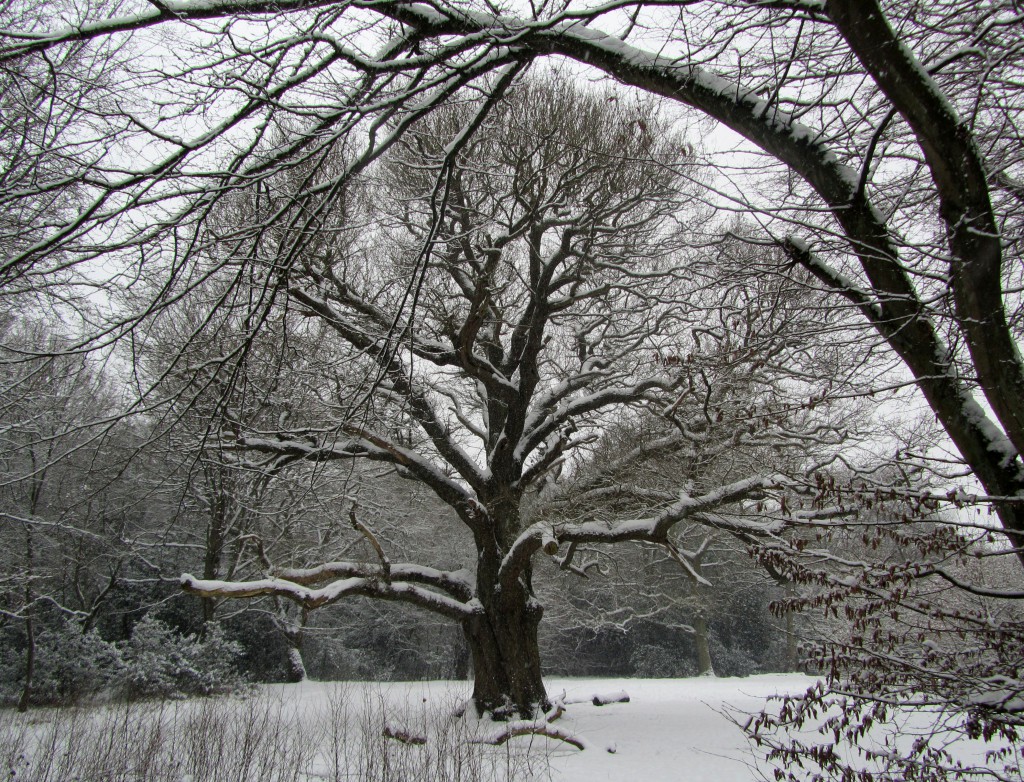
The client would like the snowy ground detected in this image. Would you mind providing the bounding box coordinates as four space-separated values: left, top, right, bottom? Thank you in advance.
537 675 798 780
4 675 1013 780
269 674 811 781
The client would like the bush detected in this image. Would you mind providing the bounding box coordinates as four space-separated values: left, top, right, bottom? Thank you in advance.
0 616 247 706
630 644 697 678
708 634 760 677
36 622 126 703
0 621 126 705
122 616 245 699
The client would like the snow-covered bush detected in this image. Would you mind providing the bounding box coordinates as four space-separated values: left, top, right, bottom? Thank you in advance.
122 616 245 699
37 623 125 703
708 635 759 678
0 622 125 705
0 617 246 706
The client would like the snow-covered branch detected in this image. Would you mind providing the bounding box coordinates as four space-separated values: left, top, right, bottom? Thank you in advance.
518 377 675 463
180 572 476 619
237 430 480 526
276 561 475 602
498 474 784 588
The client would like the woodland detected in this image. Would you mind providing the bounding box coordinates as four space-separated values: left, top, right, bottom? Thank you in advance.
1 0 1023 779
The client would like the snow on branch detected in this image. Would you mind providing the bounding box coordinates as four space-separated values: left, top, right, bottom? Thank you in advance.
518 377 675 462
275 561 475 602
472 717 588 751
781 237 883 322
663 539 712 588
554 541 604 578
499 474 784 586
0 0 339 57
180 572 476 619
349 507 391 582
238 428 481 527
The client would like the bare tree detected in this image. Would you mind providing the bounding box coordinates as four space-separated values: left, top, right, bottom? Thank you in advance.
536 236 849 679
0 316 138 709
166 80 833 718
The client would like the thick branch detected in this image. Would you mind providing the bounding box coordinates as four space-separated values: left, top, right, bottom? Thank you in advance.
238 432 482 527
349 508 391 583
360 2 1024 549
276 561 475 602
783 239 1024 555
827 0 1024 460
498 474 782 587
288 287 490 492
180 572 476 619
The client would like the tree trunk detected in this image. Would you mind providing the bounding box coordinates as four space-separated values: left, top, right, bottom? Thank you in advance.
283 628 307 683
687 555 714 677
462 589 548 719
18 522 34 712
201 495 226 626
693 612 715 677
784 581 799 672
453 635 471 681
18 612 34 713
785 607 798 672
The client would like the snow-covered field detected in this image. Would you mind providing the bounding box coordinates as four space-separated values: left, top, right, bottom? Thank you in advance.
524 675 800 780
3 675 1014 780
0 674 804 781
228 674 810 781
327 674 809 781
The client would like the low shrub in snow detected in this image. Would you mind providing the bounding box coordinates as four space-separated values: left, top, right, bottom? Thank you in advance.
0 617 245 706
629 644 697 679
122 616 245 699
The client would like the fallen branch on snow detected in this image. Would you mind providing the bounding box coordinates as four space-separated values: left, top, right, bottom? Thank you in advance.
591 690 631 706
556 689 631 707
472 717 588 750
382 725 427 745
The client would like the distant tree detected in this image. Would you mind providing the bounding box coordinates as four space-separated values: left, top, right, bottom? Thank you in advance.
537 238 848 679
2 0 1019 571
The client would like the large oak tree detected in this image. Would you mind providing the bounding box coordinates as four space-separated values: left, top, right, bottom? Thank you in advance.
171 80 834 717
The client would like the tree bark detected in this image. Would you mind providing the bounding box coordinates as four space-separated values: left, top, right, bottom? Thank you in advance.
453 635 471 680
18 521 35 712
17 612 34 713
826 0 1024 460
783 581 799 672
462 582 548 719
201 489 227 626
785 607 798 672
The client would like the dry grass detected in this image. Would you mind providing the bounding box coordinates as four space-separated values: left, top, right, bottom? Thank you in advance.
0 684 553 781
